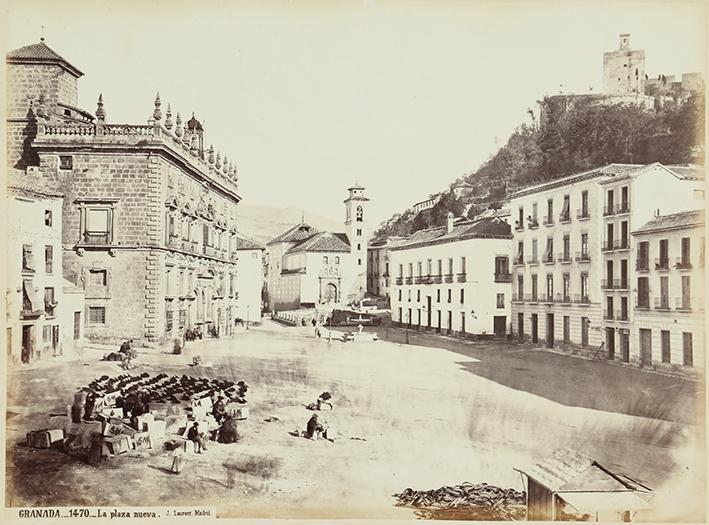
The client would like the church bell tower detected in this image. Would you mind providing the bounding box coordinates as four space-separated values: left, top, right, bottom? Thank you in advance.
344 183 369 300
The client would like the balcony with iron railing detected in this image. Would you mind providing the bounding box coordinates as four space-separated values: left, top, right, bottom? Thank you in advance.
675 297 693 311
527 256 539 266
616 309 629 321
601 239 615 252
557 252 572 264
527 294 539 303
457 273 467 283
414 276 424 284
543 216 554 226
513 254 525 266
617 201 631 215
444 274 454 283
614 237 629 251
514 220 524 232
405 276 413 284
603 309 614 320
654 297 671 311
575 251 591 263
655 257 670 271
528 218 539 230
601 279 614 290
577 209 590 220
635 295 651 309
512 293 524 303
573 294 591 305
542 252 555 264
603 204 616 217
494 272 512 283
635 259 650 272
395 277 403 285
432 275 443 284
554 293 572 304
558 211 571 224
675 257 692 270
539 294 553 304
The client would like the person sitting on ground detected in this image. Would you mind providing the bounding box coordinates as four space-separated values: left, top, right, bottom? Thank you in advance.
218 415 238 444
305 413 327 440
187 422 208 453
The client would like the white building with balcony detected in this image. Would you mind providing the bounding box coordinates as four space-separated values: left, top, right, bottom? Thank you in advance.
367 236 405 299
631 210 704 373
509 164 638 351
389 214 512 338
5 176 85 364
599 163 704 363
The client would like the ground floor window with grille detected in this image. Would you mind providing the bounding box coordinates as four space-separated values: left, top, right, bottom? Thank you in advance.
88 306 106 324
179 309 187 329
165 301 174 332
682 332 693 366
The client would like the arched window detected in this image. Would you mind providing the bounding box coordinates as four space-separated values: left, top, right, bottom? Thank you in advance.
323 256 329 265
356 206 363 222
335 256 340 265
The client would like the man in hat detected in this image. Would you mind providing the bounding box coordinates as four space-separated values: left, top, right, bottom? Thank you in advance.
187 422 208 453
212 395 226 424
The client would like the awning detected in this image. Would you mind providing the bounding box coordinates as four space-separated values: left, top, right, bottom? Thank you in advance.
22 279 41 312
558 491 654 514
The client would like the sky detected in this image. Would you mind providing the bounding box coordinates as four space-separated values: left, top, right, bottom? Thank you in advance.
2 0 706 228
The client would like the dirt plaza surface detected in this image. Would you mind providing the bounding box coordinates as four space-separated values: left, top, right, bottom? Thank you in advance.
5 321 705 520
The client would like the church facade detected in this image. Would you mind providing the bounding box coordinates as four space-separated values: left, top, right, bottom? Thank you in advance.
6 40 243 345
265 185 369 311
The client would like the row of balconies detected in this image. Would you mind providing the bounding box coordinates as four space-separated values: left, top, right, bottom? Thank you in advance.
514 209 591 231
635 296 702 312
397 273 469 286
515 251 591 266
603 202 631 217
512 293 590 305
636 257 694 272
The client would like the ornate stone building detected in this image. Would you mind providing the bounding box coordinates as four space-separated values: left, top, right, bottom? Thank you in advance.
6 40 243 345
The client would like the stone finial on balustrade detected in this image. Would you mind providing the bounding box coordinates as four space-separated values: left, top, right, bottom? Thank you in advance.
215 151 222 170
208 144 215 165
175 112 183 138
153 92 162 123
165 104 173 130
190 129 199 156
95 93 106 135
96 93 106 121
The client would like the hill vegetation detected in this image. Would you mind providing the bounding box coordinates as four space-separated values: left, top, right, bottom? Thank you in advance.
373 92 704 239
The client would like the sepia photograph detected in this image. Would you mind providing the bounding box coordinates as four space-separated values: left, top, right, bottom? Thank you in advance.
1 0 706 522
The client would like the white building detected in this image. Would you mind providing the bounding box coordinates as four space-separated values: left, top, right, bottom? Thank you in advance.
390 214 512 337
5 176 85 363
599 163 704 363
234 233 265 324
367 236 405 299
265 185 369 310
510 164 638 351
631 209 705 372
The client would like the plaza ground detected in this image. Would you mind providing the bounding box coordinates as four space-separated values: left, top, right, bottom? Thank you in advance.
5 321 705 520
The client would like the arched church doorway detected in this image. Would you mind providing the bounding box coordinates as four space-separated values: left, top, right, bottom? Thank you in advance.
323 283 338 303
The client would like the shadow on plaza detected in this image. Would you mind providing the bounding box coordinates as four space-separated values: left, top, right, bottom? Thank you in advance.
374 326 703 426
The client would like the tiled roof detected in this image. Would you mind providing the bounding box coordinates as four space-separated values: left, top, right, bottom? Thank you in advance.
235 233 265 251
391 216 512 251
7 173 64 198
510 163 640 198
268 223 319 245
287 231 351 253
6 41 83 77
665 164 705 180
633 209 705 235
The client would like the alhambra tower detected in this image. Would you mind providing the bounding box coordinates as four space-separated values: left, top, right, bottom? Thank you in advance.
344 183 369 301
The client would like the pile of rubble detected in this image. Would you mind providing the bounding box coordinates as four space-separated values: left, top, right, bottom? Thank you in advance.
394 482 526 521
25 372 250 460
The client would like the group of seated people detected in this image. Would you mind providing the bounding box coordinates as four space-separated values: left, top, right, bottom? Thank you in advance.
186 394 240 453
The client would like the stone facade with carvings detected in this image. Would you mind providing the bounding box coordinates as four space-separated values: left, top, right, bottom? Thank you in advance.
6 40 242 345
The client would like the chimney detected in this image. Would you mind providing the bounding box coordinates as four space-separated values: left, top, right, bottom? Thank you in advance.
446 212 454 234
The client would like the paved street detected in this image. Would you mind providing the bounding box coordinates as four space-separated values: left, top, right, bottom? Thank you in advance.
5 322 705 520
